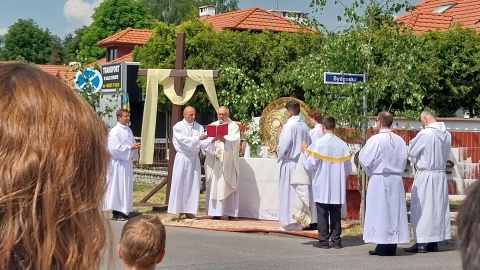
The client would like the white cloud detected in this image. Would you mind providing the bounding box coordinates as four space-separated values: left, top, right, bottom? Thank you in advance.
0 28 8 35
63 0 103 25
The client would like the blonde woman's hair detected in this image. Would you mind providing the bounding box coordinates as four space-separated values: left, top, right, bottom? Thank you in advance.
119 215 166 269
0 62 110 269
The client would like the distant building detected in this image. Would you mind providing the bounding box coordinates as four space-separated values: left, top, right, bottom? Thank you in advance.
268 9 309 23
395 0 480 34
203 6 315 33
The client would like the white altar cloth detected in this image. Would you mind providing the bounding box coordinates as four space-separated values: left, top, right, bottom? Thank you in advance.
238 158 279 220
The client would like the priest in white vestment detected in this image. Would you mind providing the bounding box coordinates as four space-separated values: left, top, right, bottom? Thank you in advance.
359 112 409 256
168 106 210 218
277 100 311 231
404 109 452 253
306 108 324 230
104 109 140 221
302 116 351 249
204 106 240 220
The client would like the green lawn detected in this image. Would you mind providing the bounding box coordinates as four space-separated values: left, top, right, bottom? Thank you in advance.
133 181 206 213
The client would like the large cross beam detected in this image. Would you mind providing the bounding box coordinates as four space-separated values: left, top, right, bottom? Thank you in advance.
136 32 218 208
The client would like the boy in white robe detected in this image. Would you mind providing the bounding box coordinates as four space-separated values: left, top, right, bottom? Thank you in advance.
359 111 409 256
302 116 351 248
168 106 210 218
204 106 240 220
104 109 140 221
306 108 324 230
404 109 451 253
277 100 311 231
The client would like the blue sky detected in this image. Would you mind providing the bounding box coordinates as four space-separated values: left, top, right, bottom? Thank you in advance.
0 0 422 37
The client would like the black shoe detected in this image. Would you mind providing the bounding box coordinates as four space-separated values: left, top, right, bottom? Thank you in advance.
112 210 127 221
185 213 195 219
426 243 438 252
228 216 236 221
404 244 427 253
369 249 395 256
212 216 221 220
313 241 330 249
333 243 343 249
303 223 317 230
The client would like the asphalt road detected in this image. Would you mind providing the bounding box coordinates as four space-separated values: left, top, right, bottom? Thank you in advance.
102 221 462 270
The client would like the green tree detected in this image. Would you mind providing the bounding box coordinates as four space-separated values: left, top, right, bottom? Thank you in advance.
63 26 87 64
0 34 4 60
48 33 64 64
141 0 238 26
78 0 154 62
2 19 53 64
296 0 423 124
419 26 480 117
133 19 321 121
196 0 239 13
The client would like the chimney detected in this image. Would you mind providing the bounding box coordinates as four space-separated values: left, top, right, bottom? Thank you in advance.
199 5 216 20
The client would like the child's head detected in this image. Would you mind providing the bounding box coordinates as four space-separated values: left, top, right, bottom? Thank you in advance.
118 215 166 270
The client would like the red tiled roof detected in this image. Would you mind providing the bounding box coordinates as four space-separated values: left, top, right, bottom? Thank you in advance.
395 0 480 33
205 6 316 33
110 53 134 63
96 28 154 47
89 58 108 67
38 65 76 88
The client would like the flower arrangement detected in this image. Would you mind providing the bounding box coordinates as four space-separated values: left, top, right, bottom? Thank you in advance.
244 120 261 156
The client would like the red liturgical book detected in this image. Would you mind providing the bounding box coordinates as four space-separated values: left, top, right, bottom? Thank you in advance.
206 123 229 137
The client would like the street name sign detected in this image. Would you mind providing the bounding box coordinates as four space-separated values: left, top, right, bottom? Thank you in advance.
324 72 366 84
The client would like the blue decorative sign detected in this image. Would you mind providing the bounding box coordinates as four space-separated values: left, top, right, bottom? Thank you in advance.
74 68 103 92
324 72 366 84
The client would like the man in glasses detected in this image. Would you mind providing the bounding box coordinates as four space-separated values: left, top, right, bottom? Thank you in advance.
359 111 409 256
204 106 241 221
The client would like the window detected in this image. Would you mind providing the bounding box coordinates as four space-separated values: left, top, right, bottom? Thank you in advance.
433 2 456 13
107 48 117 62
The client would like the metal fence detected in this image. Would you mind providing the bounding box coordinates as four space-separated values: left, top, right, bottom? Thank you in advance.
133 137 169 170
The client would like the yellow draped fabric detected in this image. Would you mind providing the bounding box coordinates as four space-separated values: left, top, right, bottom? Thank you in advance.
139 69 219 164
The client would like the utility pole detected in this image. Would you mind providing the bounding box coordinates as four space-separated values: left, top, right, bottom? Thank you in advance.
360 0 376 227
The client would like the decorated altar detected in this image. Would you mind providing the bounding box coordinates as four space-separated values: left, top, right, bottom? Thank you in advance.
237 158 280 220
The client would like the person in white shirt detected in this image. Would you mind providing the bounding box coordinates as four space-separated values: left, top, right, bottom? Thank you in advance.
404 109 452 253
168 106 210 218
301 116 351 249
204 106 241 220
359 111 409 256
104 109 140 221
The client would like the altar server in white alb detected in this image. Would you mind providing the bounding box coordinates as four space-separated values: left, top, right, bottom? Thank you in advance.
104 109 140 221
306 108 324 230
204 106 241 220
308 108 324 142
277 100 311 231
301 116 351 249
168 106 210 218
404 109 452 253
359 111 410 256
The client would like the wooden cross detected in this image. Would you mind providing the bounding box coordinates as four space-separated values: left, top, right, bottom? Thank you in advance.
136 32 219 208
